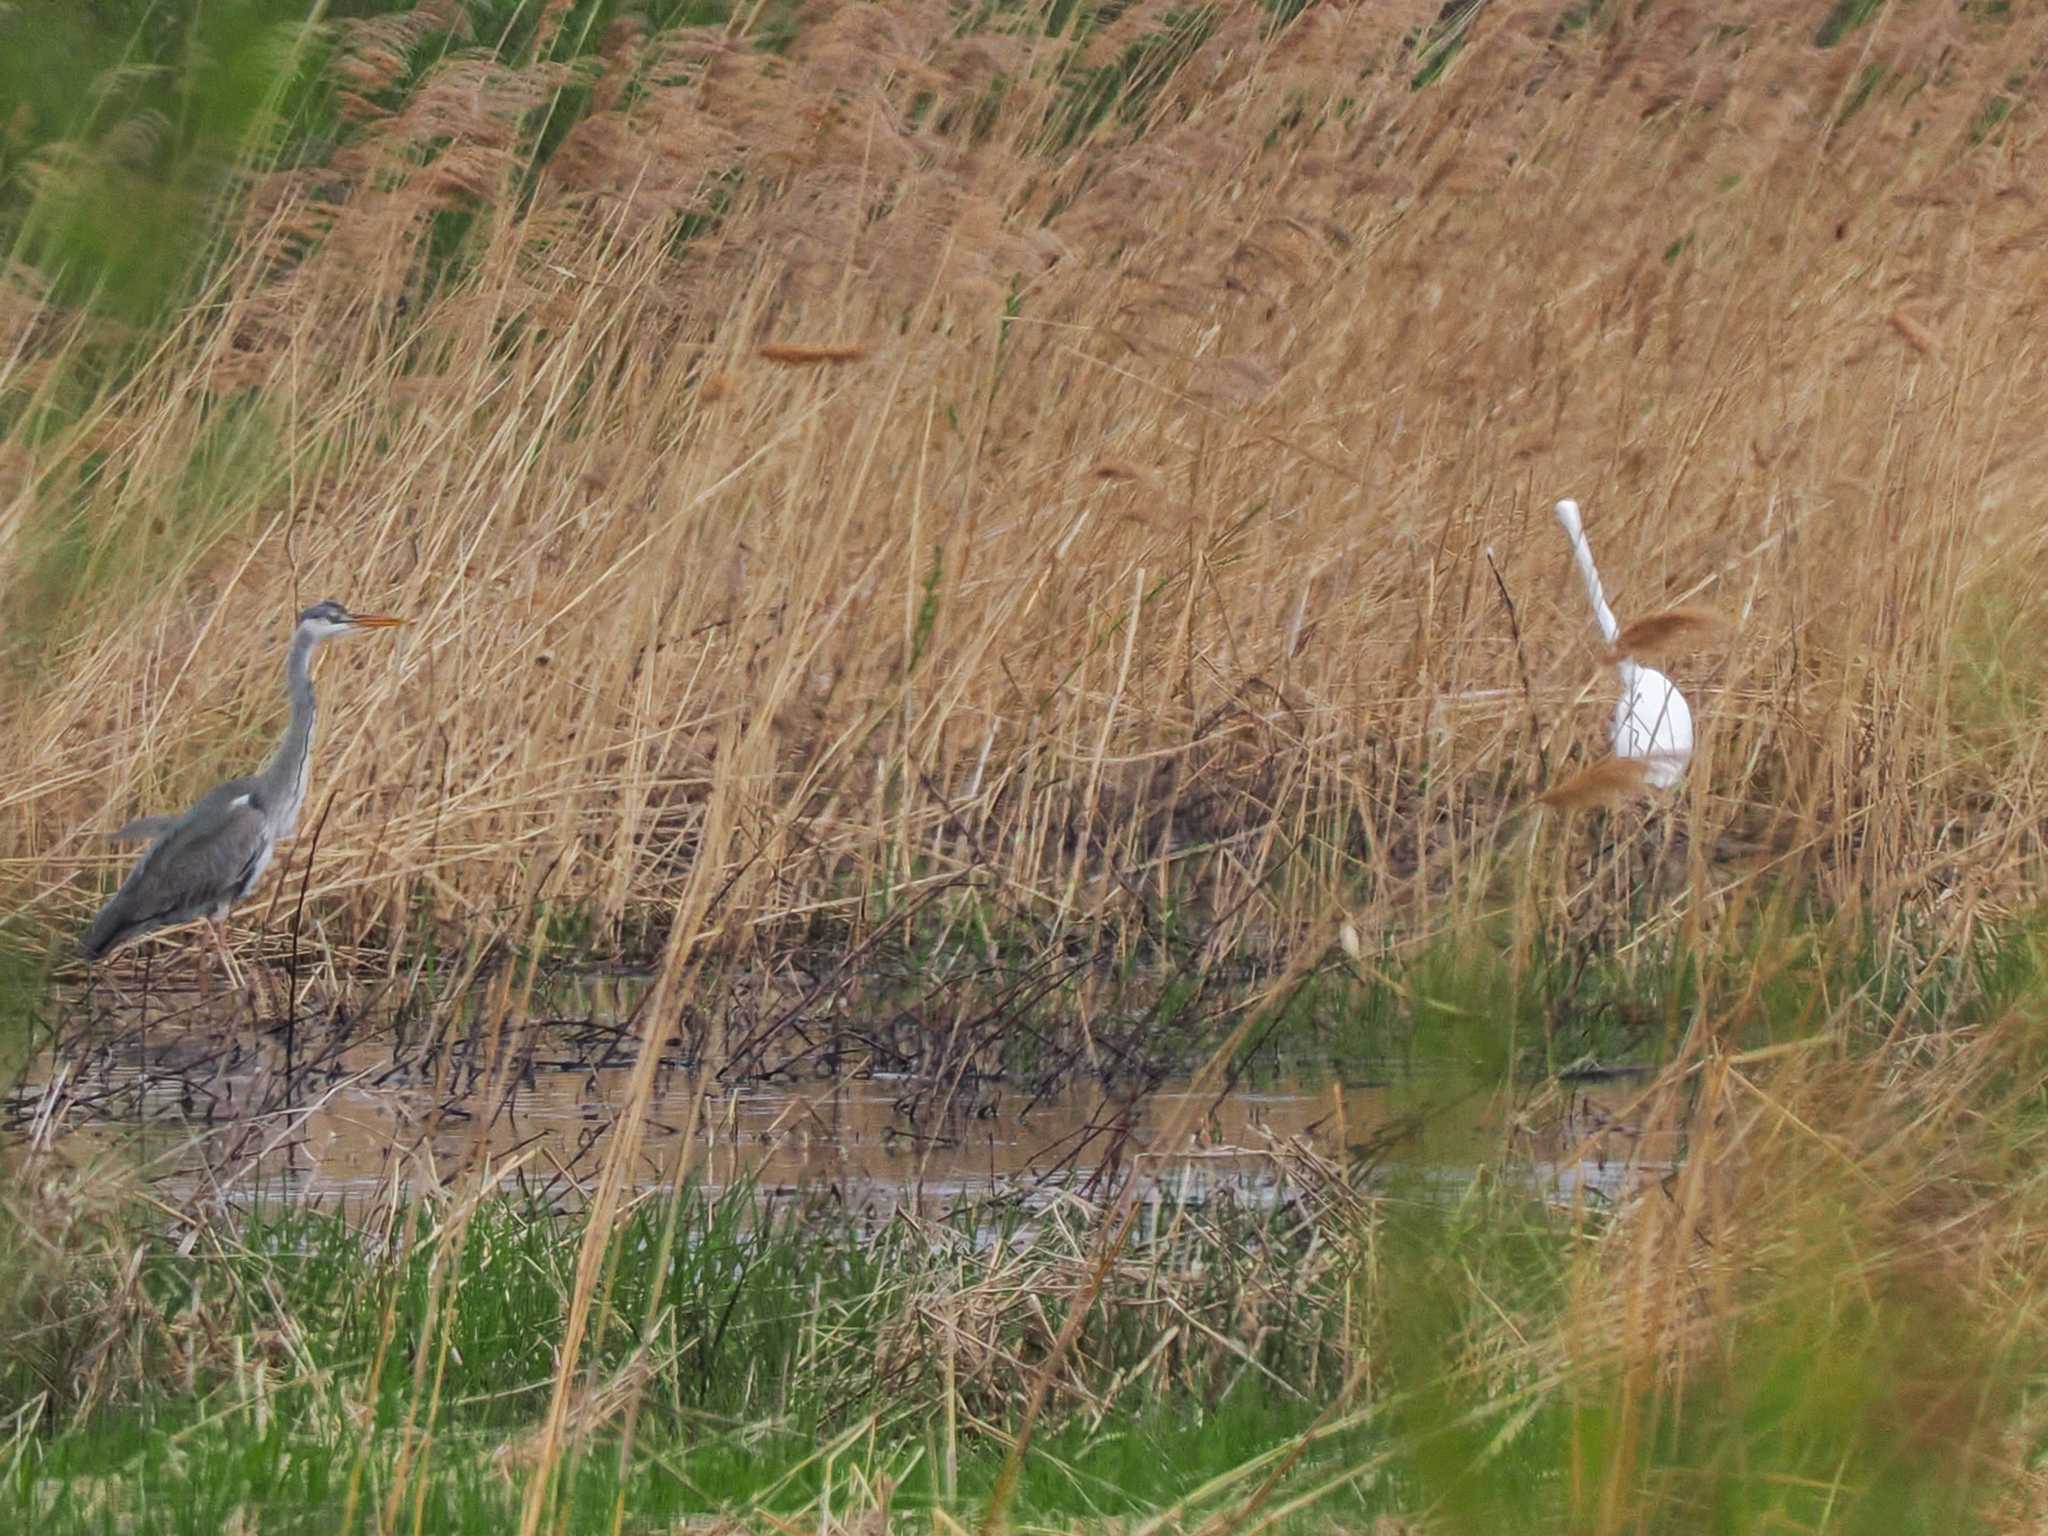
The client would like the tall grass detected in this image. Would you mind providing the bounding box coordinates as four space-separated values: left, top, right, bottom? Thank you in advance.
5 0 2048 1531
7 979 2044 1531
0 0 2040 980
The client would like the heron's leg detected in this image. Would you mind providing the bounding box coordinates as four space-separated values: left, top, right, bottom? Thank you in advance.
214 918 274 1029
190 934 217 1002
244 927 288 1021
206 918 251 997
228 918 290 1021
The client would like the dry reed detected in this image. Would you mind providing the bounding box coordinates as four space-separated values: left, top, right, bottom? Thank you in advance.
1 0 2041 977
756 343 872 366
1600 606 1733 664
1538 757 1654 812
8 6 2048 1520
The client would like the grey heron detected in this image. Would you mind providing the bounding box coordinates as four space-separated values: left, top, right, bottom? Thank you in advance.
82 600 405 972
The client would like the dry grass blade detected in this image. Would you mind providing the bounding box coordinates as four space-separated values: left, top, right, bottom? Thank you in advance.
1539 756 1652 811
1600 605 1732 663
755 343 869 366
9 1 2048 1531
1888 306 1940 358
1 0 2043 1079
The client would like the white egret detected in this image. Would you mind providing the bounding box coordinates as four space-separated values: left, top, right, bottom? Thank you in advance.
1553 498 1692 790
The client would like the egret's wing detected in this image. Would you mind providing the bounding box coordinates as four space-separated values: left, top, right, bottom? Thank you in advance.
1611 663 1694 789
109 814 178 843
83 787 272 959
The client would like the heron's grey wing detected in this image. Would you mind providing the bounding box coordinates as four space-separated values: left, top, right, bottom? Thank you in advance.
109 814 179 843
82 788 272 959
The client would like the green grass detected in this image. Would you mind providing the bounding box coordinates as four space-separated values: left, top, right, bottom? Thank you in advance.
19 1122 2020 1535
0 1 349 324
2 1169 1381 1532
11 894 2048 1532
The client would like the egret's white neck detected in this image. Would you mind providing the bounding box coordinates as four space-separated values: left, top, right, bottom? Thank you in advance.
1554 499 1621 647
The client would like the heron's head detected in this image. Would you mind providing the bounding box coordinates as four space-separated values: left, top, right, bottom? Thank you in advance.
298 599 406 639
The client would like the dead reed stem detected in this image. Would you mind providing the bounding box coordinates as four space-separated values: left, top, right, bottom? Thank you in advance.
3 0 2041 980
9 9 2048 1517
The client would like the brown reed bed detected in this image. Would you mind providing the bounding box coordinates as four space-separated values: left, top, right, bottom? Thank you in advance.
5 2 2048 1529
0 0 2040 992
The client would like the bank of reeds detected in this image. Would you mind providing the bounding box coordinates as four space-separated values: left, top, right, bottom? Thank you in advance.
0 0 2043 986
6 1 2048 1531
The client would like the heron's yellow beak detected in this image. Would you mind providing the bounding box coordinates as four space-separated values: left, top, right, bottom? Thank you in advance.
351 614 406 630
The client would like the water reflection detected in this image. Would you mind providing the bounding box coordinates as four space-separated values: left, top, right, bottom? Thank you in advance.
13 974 1676 1219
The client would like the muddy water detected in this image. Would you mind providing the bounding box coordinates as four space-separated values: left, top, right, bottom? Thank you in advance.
25 1060 1677 1221
18 980 1677 1216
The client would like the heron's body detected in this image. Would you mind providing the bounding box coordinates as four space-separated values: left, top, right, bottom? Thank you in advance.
1553 499 1693 789
82 601 402 965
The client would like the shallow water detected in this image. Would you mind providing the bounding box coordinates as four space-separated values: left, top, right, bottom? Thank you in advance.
15 973 1676 1218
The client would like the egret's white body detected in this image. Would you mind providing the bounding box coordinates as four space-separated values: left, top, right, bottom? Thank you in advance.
1554 499 1692 789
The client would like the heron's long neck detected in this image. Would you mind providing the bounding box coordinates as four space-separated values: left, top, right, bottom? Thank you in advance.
258 624 319 832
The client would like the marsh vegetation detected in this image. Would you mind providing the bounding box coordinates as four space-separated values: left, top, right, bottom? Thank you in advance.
3 0 2048 1530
